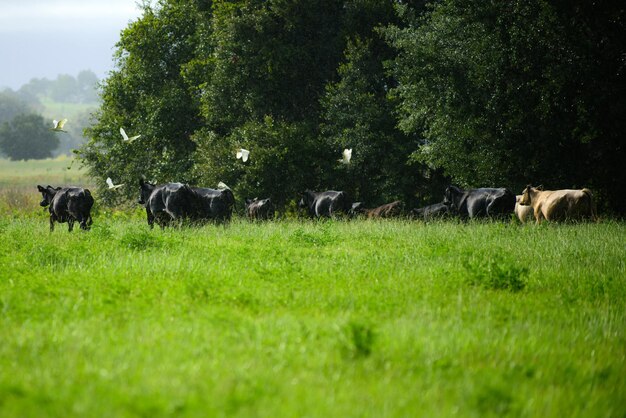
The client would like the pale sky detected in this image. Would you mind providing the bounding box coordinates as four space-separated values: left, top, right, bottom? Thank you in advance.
0 0 144 90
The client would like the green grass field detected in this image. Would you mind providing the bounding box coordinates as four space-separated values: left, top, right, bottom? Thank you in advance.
0 214 624 417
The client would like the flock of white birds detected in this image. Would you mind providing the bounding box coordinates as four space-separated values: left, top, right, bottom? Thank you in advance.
51 118 353 191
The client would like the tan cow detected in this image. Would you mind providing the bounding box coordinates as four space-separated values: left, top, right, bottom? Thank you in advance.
515 195 534 223
519 185 596 223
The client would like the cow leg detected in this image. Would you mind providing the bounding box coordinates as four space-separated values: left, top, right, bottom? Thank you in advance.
79 216 90 230
486 199 505 220
146 209 155 229
49 215 56 232
68 218 75 232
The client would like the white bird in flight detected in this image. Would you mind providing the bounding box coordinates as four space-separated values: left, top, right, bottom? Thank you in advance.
120 127 141 142
106 177 124 190
339 148 352 164
50 119 68 133
236 148 250 162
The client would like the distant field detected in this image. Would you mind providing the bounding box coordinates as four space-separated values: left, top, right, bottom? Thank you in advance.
0 217 624 417
38 97 98 125
0 157 91 213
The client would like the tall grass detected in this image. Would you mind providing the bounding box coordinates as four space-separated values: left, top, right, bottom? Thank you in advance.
0 157 91 215
0 218 624 417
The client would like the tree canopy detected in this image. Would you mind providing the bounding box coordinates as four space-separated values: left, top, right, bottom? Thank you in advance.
79 0 626 213
0 113 60 160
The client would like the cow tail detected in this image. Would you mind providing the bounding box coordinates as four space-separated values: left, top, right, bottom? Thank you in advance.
582 188 597 221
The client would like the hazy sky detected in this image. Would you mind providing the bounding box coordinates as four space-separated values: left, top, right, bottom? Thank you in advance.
0 0 144 90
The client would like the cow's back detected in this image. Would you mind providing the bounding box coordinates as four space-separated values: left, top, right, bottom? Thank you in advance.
423 202 451 220
51 187 92 216
314 191 347 217
194 187 234 221
487 188 515 217
150 183 197 220
369 201 402 218
465 188 512 218
50 188 72 221
247 198 274 220
541 189 594 221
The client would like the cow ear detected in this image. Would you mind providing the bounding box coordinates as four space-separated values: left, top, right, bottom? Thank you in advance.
245 198 251 204
37 185 45 192
139 178 145 186
537 184 544 190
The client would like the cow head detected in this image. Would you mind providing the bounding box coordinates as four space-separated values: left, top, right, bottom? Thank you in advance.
519 185 534 206
37 185 60 207
138 178 156 205
443 186 459 206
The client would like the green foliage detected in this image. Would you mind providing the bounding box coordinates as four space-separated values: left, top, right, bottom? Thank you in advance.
80 0 205 203
0 114 59 160
193 116 333 208
81 0 441 208
79 0 625 214
385 0 626 211
320 32 443 206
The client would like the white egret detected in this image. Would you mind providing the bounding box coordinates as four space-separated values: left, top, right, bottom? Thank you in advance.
339 148 352 164
236 148 250 162
106 177 124 190
50 119 68 133
120 127 141 142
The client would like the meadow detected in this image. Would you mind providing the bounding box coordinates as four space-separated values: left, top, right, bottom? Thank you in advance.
0 158 625 417
0 157 90 214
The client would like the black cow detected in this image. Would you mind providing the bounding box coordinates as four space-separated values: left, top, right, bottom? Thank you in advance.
245 198 275 220
138 179 198 228
192 187 235 223
443 185 515 219
412 202 452 221
298 190 351 218
37 185 94 231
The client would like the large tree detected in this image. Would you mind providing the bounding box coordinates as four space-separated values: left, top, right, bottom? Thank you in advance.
79 0 206 203
385 0 626 212
319 0 442 207
0 113 59 160
191 0 432 207
189 0 346 207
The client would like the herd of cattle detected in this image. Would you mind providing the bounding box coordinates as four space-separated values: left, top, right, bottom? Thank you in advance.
36 180 597 232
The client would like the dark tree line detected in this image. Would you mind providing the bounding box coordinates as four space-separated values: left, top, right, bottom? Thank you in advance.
80 0 626 214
